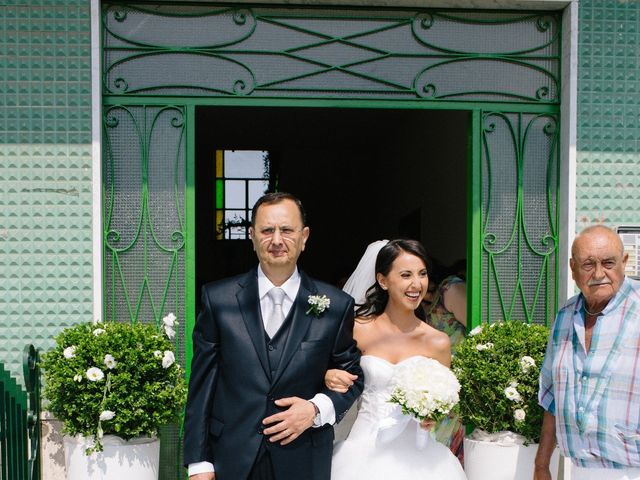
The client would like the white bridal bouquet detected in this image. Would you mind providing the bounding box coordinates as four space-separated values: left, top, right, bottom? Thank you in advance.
389 357 461 423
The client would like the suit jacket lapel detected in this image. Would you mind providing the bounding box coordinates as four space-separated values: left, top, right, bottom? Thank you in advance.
237 270 270 379
271 272 317 389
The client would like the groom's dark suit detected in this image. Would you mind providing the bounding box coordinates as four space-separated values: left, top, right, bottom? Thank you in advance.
183 268 364 480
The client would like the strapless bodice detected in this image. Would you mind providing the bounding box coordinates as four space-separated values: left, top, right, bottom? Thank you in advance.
357 355 432 425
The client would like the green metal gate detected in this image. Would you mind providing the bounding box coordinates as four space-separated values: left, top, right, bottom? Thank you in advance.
101 4 561 478
0 346 41 480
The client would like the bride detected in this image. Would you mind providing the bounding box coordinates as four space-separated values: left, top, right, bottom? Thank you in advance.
328 239 467 480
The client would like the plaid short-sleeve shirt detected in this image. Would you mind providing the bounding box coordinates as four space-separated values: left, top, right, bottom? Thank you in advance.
539 277 640 469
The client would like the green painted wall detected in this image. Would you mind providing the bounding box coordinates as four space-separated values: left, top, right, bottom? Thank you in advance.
0 0 93 380
576 0 640 229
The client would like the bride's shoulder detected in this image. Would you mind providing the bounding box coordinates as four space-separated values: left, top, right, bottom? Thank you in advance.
417 322 451 351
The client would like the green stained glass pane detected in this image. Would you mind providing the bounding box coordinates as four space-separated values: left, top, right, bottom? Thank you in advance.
215 179 224 209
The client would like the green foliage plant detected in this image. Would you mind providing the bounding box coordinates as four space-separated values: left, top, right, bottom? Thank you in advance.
41 317 187 454
452 320 550 443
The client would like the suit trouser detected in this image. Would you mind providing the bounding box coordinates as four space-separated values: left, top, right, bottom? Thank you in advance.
248 446 275 480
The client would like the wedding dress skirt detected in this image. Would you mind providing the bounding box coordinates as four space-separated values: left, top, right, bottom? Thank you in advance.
332 355 467 480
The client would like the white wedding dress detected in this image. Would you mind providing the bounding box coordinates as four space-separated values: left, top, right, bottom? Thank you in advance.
332 355 467 480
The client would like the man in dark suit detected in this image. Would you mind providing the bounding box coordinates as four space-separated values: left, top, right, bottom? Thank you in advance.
184 192 364 480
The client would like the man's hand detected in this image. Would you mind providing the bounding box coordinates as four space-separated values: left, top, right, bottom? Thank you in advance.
325 369 358 393
262 397 316 445
189 474 215 480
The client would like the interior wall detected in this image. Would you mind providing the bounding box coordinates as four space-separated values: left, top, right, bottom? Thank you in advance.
196 106 467 289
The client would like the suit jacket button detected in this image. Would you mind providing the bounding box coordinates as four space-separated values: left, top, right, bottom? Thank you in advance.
268 345 275 351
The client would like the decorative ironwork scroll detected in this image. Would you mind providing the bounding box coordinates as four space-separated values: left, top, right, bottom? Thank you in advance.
481 111 560 324
103 105 186 329
103 5 560 103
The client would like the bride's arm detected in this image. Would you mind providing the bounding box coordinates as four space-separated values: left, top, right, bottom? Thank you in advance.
325 318 369 393
325 369 358 393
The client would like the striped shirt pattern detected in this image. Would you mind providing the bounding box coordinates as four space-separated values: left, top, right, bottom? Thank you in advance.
539 277 640 469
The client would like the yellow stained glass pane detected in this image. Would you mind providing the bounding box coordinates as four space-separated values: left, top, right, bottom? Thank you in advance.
216 210 224 240
215 150 223 178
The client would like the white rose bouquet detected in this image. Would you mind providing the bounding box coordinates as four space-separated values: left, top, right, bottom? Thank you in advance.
389 357 460 423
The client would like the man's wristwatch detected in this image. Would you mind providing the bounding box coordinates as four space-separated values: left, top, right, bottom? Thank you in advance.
310 401 321 426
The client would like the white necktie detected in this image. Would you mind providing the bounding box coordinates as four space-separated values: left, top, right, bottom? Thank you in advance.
266 288 286 338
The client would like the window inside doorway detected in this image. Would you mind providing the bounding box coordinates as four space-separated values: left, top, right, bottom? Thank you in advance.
214 150 270 240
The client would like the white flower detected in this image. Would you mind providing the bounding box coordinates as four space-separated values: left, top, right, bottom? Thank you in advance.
475 342 494 351
504 386 522 402
162 350 175 369
92 328 106 336
509 380 519 388
469 325 483 336
164 325 176 340
99 410 115 421
306 295 331 316
153 350 163 359
86 367 105 382
389 357 460 422
97 425 104 440
520 356 536 372
514 408 526 422
104 354 117 370
63 346 76 359
162 313 177 328
73 374 83 382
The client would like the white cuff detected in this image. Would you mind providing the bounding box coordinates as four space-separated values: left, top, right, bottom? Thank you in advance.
188 461 214 476
309 393 336 426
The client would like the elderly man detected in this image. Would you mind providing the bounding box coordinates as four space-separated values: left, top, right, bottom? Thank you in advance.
535 225 640 480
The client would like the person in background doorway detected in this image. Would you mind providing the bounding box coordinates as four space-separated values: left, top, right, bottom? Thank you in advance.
421 260 467 464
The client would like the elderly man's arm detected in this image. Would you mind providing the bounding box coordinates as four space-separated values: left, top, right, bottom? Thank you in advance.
533 411 557 480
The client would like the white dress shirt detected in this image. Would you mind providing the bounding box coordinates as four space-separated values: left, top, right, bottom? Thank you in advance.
188 266 336 476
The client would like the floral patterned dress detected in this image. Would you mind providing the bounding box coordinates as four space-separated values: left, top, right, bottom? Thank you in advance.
425 275 466 465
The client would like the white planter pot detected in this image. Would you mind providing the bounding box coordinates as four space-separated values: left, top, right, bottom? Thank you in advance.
63 435 160 480
464 437 560 480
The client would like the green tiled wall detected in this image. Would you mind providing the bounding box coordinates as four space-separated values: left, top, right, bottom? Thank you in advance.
0 0 93 381
577 1 640 229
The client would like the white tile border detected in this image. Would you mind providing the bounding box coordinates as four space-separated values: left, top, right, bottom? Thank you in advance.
91 0 103 323
558 1 579 304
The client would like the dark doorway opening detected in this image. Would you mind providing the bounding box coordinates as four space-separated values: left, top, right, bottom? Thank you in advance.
195 106 469 295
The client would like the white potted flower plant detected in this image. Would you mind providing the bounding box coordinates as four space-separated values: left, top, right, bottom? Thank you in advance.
452 320 559 480
41 314 186 480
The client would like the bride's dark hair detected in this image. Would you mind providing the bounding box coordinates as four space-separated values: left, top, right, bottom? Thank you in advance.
355 239 430 320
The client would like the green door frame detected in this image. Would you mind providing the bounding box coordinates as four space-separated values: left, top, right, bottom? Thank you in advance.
102 96 559 372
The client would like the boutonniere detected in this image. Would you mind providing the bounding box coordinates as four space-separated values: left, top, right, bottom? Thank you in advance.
306 295 330 317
